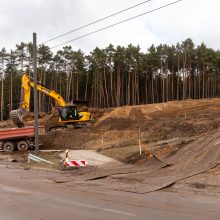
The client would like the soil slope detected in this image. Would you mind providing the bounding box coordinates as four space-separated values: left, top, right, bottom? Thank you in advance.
42 98 220 151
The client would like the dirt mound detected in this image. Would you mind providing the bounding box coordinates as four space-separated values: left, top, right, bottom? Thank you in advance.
0 111 54 129
95 118 133 130
23 111 46 121
91 98 220 165
89 108 112 121
94 98 220 139
0 120 15 129
40 98 220 152
41 128 99 150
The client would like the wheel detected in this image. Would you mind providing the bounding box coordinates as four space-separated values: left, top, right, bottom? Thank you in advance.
17 140 29 151
3 142 15 152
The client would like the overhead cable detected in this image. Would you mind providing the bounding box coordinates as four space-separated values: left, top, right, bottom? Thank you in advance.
42 0 152 44
50 0 183 49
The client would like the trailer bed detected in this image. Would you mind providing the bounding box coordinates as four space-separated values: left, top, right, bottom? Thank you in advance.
0 126 45 151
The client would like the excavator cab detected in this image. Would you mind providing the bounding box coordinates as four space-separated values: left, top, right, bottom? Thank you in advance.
59 105 80 121
58 104 91 123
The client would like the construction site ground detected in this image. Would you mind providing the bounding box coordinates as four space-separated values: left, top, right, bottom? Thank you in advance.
0 98 220 215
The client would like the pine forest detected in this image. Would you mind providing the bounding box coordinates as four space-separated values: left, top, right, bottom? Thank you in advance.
0 38 220 120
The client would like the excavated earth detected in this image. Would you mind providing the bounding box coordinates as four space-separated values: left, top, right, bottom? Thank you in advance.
1 98 220 195
1 98 220 156
42 98 220 152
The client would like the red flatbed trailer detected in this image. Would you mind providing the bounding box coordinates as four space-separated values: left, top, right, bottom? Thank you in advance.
0 126 45 152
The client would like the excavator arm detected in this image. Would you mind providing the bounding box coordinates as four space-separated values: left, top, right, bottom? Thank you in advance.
20 74 66 110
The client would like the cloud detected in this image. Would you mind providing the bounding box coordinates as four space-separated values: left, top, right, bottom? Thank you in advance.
146 0 220 49
0 0 219 54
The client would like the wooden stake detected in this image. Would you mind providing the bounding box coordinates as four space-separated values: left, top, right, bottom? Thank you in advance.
65 149 69 162
139 127 142 155
102 134 104 147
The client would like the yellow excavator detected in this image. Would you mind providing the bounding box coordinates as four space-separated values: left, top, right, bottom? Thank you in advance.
10 73 91 129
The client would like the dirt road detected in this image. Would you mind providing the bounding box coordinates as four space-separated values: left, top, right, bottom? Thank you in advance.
0 164 219 220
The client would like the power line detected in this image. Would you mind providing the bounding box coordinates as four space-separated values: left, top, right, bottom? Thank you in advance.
42 0 152 44
50 0 183 49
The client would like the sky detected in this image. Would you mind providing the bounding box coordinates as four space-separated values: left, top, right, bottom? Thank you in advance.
0 0 219 54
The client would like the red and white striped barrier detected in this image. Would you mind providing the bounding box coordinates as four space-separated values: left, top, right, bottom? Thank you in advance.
64 160 87 167
63 150 87 167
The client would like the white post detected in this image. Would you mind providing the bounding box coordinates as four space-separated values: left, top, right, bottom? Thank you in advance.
102 133 104 147
139 127 142 155
65 149 69 162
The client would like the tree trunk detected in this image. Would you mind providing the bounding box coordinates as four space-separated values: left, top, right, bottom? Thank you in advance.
1 78 4 121
145 72 148 104
151 72 154 104
116 65 121 107
103 65 109 108
84 74 89 100
202 61 205 99
10 72 13 111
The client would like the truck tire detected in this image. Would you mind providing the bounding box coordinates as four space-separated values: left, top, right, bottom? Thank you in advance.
3 142 15 152
17 140 29 151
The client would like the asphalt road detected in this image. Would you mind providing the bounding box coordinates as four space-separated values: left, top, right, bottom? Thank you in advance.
0 163 219 220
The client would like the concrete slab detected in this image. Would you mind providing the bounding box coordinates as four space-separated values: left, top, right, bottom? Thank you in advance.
60 150 122 166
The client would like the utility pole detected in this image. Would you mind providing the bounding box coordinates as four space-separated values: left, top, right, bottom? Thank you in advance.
33 33 39 155
1 59 4 121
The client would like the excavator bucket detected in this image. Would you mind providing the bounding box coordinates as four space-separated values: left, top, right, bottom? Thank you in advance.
10 109 25 128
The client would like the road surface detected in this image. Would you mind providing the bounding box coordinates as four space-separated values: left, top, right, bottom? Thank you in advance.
0 163 219 220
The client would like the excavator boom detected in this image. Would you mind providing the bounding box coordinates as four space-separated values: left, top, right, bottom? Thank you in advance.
21 74 66 110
